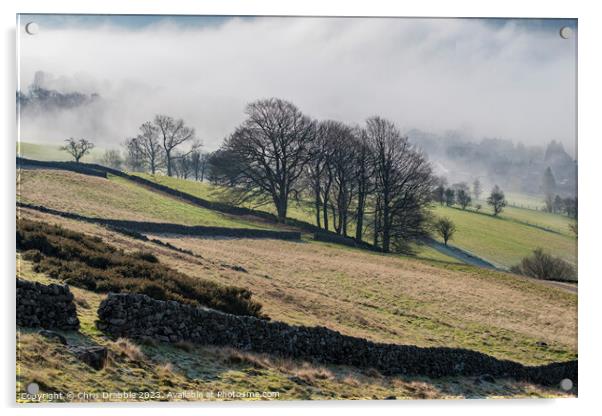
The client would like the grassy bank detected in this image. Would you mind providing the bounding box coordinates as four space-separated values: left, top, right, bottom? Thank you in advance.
18 169 271 230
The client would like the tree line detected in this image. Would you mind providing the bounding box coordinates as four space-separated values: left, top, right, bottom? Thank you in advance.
58 98 576 253
60 115 211 182
542 166 577 218
433 177 507 216
208 98 434 253
122 115 211 181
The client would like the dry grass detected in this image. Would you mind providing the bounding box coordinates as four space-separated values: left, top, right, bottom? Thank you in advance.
15 167 579 401
17 169 264 229
17 207 577 365
73 294 90 309
17 252 575 401
152 235 577 364
110 338 146 362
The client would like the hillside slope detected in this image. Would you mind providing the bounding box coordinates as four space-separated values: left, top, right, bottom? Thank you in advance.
18 169 272 230
432 205 576 269
16 167 577 400
19 207 577 366
133 173 577 271
17 256 572 401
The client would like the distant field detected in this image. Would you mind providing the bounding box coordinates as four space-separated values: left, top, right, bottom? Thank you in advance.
500 205 576 237
134 174 577 269
17 141 105 162
504 192 546 211
432 205 576 269
472 197 575 236
18 169 270 229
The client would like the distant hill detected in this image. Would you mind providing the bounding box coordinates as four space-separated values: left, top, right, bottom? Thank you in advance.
407 130 576 197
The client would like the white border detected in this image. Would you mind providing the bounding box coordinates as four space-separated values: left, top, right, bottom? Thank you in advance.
2 1 601 415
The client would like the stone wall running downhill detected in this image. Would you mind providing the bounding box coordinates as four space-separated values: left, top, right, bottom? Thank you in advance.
16 278 80 330
17 157 381 250
97 293 576 386
17 202 302 241
17 157 108 178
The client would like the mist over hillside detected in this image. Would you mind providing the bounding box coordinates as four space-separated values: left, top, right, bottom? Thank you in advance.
407 129 576 198
17 70 577 199
17 71 100 113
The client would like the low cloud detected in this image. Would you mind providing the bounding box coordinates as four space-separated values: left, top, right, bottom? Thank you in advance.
18 16 576 152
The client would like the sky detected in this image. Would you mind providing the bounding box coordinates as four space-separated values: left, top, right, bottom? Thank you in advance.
17 14 577 153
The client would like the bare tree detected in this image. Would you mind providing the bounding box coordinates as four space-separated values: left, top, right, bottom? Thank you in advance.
154 114 196 176
208 149 242 187
61 138 94 163
136 121 164 174
99 149 123 170
563 197 577 219
123 138 146 172
213 98 316 223
553 195 564 214
306 121 336 230
354 127 374 241
174 152 193 179
444 188 455 207
326 122 358 236
434 217 456 246
190 150 210 181
433 177 447 206
487 185 507 216
454 183 472 210
367 116 434 253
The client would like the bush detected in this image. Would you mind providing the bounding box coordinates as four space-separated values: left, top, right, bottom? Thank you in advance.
510 248 576 282
133 251 159 263
17 218 266 318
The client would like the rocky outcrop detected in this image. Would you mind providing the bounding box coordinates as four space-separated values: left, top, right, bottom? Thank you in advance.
96 293 576 386
16 278 79 330
67 345 108 370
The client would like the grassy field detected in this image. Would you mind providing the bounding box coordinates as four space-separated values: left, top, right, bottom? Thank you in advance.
17 141 105 162
432 205 576 269
17 169 272 230
504 192 546 211
133 173 577 270
16 208 576 400
132 172 318 224
499 205 576 237
17 254 570 401
20 208 577 366
132 174 469 264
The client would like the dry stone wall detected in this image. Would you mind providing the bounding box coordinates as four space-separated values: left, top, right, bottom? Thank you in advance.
16 278 79 330
97 293 576 386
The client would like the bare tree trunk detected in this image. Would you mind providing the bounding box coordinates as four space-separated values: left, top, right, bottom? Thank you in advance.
331 204 339 234
277 199 288 223
355 193 365 241
382 203 391 252
322 199 329 231
373 198 380 247
200 162 206 182
166 151 173 176
314 191 322 229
